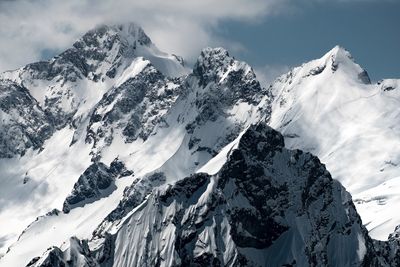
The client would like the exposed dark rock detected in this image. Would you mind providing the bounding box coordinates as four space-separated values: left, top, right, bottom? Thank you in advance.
358 70 371 84
94 172 166 237
0 80 54 158
63 160 133 213
110 158 134 177
76 122 391 266
86 64 182 157
26 247 65 267
25 237 97 267
309 65 326 76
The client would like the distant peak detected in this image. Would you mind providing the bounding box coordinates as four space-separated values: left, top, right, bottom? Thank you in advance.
75 22 152 51
328 45 349 55
317 45 371 84
111 23 152 46
193 47 234 84
200 47 230 59
195 47 233 69
323 45 353 63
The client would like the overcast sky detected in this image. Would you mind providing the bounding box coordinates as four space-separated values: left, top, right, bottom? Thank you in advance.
0 0 398 84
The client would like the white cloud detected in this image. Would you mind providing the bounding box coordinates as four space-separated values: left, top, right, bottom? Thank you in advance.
254 64 290 87
0 0 287 72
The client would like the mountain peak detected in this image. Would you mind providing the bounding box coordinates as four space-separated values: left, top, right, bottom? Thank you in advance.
329 45 370 83
193 47 232 72
325 45 352 59
321 45 355 70
20 22 186 84
199 47 230 59
238 123 284 157
295 45 371 84
109 22 152 46
74 23 188 78
193 47 236 86
74 23 151 52
114 22 151 43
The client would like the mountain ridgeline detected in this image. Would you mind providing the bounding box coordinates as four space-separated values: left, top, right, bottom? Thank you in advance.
0 23 399 267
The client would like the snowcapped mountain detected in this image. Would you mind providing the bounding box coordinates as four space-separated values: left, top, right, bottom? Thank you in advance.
268 46 400 240
21 124 393 266
0 23 187 262
0 23 399 266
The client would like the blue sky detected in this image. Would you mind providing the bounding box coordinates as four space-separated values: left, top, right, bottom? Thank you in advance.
226 1 399 82
218 1 400 82
0 0 398 83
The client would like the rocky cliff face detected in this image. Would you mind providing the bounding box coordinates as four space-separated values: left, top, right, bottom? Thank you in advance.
0 80 53 158
25 123 399 266
86 61 182 159
102 123 375 267
0 23 186 159
62 160 133 213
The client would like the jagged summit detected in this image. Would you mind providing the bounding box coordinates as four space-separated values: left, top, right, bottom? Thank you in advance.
19 22 186 85
193 47 234 85
24 23 153 83
195 47 232 67
0 22 188 152
192 47 259 91
75 23 152 52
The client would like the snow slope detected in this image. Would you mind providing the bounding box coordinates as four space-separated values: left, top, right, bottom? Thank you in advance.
268 46 400 240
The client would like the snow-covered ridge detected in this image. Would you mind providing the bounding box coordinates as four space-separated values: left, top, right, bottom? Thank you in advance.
22 123 400 266
1 22 400 266
0 22 188 260
269 45 400 240
0 23 187 157
0 25 268 265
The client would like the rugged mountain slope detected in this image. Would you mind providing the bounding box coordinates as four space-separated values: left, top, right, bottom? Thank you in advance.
269 46 400 239
0 25 268 266
0 80 53 158
1 23 400 267
92 123 377 266
1 23 186 136
22 124 399 266
0 23 187 259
